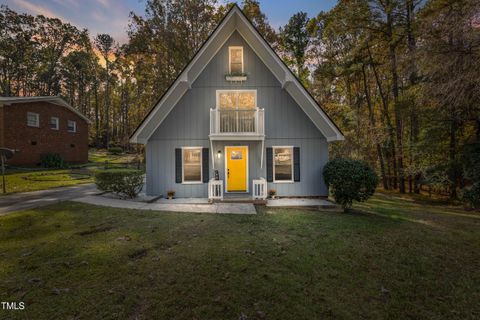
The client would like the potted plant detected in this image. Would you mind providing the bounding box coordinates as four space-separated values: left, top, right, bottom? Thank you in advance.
268 189 277 199
167 190 175 200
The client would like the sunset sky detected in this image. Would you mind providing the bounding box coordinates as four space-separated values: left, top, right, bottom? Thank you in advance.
0 0 337 43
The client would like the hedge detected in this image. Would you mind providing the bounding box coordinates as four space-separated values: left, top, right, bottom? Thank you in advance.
94 169 144 199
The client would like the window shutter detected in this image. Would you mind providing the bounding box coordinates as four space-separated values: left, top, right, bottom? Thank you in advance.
175 148 182 183
202 148 209 183
266 147 273 182
293 147 300 182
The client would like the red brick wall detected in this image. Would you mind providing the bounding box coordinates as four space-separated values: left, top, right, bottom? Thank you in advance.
0 102 89 166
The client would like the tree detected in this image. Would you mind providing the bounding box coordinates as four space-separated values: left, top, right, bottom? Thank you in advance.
280 12 310 82
94 33 117 148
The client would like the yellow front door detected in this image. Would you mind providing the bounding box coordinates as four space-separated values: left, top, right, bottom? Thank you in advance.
226 146 247 192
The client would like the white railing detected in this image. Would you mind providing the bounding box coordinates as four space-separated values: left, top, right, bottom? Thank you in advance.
208 179 223 200
210 108 264 135
252 177 267 200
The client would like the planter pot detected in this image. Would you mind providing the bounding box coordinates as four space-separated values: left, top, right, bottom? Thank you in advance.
168 196 173 200
270 195 276 199
225 75 247 82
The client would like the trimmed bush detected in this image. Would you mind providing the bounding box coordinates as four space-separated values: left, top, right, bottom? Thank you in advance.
108 147 123 155
463 183 480 209
95 169 144 199
40 153 65 168
323 158 379 211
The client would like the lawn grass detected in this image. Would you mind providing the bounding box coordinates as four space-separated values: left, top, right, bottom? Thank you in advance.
0 149 141 195
0 192 479 319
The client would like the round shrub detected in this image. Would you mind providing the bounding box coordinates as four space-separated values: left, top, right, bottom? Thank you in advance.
95 169 144 199
108 147 123 155
323 158 379 211
463 183 480 210
40 153 65 168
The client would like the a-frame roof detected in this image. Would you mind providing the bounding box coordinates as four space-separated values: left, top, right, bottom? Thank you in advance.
130 4 344 144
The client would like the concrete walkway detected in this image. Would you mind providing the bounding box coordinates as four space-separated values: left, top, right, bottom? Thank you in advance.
0 183 98 215
267 198 336 208
73 195 257 214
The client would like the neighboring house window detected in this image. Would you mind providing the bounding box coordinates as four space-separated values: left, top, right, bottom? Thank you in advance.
27 112 39 127
273 146 293 182
229 46 243 74
50 117 59 130
182 147 202 183
67 120 76 132
217 90 256 109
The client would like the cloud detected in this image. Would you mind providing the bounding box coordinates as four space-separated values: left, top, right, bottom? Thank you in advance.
11 0 67 20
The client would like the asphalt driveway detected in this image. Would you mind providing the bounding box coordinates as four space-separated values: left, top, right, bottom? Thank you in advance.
0 183 98 215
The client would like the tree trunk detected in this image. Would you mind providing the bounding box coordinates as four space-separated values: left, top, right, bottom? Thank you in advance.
362 64 388 189
449 117 458 200
94 80 100 147
386 5 405 193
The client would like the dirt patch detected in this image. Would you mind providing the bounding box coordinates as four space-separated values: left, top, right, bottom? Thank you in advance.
128 248 148 260
77 226 113 236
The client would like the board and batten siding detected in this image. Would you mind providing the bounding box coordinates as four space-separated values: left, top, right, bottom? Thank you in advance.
146 31 329 197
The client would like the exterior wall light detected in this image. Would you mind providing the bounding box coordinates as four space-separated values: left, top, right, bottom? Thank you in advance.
217 150 222 159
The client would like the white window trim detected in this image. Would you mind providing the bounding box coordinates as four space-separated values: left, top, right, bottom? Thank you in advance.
50 117 59 130
67 120 76 133
215 89 257 109
182 147 203 184
27 112 39 127
228 46 244 74
272 146 294 183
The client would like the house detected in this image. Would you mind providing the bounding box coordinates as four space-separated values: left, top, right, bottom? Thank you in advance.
0 96 90 166
130 5 344 200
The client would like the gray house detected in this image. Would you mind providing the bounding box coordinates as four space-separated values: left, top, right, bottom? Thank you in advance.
130 5 344 200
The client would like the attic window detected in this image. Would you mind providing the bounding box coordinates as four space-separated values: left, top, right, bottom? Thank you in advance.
229 46 243 74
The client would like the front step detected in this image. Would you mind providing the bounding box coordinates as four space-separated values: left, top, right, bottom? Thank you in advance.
214 197 267 205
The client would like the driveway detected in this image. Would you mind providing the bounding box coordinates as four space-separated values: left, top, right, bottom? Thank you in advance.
0 183 98 215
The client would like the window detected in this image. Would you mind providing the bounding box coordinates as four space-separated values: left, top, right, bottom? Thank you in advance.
27 112 39 127
67 120 76 133
182 147 202 183
217 90 256 109
50 117 59 130
273 147 293 182
229 46 243 74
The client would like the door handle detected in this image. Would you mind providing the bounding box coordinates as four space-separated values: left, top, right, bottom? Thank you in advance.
227 169 230 178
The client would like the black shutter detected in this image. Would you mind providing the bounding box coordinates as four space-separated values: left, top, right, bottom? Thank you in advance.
175 148 182 183
202 148 209 183
293 147 300 182
266 147 273 182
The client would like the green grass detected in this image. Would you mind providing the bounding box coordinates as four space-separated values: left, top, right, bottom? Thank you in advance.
0 149 142 195
0 192 478 319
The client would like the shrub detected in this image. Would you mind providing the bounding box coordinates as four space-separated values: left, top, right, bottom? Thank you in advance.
108 147 123 155
40 153 65 168
323 158 379 211
463 183 480 209
268 189 276 197
95 169 144 199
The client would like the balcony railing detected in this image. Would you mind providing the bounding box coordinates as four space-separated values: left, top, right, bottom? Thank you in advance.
210 108 264 138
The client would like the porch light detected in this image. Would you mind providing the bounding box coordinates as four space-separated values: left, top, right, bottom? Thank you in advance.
217 150 222 159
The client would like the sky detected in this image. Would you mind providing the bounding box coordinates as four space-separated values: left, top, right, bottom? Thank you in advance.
0 0 338 44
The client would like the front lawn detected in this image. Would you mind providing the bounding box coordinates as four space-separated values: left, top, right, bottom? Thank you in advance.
0 192 478 319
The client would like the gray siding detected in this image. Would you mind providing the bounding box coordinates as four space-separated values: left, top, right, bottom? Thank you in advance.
146 31 329 197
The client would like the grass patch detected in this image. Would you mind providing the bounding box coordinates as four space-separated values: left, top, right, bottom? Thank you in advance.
0 192 478 319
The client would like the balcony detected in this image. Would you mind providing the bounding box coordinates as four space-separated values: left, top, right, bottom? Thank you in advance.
209 108 265 140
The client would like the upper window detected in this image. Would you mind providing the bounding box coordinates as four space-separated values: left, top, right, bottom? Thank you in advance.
50 117 59 130
217 90 256 109
182 147 202 183
67 120 76 133
27 112 39 127
229 46 243 74
273 147 293 182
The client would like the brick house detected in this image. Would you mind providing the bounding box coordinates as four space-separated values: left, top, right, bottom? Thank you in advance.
0 96 90 166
